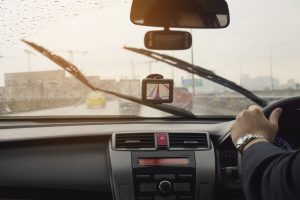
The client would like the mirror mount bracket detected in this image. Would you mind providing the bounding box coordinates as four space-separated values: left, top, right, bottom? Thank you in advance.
146 74 164 79
144 30 192 50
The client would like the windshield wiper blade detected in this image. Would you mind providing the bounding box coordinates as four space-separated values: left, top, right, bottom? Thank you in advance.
125 47 268 107
21 40 196 118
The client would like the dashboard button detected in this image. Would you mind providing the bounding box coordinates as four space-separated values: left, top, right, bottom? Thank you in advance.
155 195 176 200
174 183 190 192
136 174 152 179
156 133 168 146
178 174 193 179
158 180 172 194
136 197 153 200
139 183 157 192
178 196 194 200
154 174 175 180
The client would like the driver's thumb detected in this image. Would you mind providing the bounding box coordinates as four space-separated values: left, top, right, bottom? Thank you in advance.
269 108 283 126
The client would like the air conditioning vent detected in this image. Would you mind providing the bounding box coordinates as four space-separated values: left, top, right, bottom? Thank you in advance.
115 133 155 149
169 133 209 149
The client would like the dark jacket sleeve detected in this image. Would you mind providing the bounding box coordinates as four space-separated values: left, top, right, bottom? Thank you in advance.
242 142 300 200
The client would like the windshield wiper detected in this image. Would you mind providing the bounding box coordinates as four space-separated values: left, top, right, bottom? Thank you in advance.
125 47 268 107
21 40 196 118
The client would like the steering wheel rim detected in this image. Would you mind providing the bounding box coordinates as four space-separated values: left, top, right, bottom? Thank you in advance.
263 96 300 117
238 96 300 180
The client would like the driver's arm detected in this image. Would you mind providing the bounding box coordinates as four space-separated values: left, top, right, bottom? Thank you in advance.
231 106 300 200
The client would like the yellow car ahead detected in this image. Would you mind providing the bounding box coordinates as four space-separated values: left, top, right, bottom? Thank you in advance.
85 91 106 108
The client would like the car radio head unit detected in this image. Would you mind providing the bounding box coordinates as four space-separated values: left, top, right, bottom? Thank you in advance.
132 151 196 199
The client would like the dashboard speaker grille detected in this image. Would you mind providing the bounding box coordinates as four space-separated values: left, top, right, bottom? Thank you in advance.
115 133 155 149
169 133 208 148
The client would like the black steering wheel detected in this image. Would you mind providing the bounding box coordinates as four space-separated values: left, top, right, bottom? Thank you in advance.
238 96 300 178
263 96 300 119
263 96 300 151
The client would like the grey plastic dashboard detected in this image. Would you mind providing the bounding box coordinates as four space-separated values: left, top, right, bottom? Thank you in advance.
0 120 233 142
0 119 234 200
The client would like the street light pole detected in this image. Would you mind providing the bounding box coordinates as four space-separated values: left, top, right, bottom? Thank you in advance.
191 30 195 95
269 43 283 96
269 47 274 95
24 49 36 72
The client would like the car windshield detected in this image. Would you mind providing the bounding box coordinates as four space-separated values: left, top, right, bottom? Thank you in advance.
0 0 299 118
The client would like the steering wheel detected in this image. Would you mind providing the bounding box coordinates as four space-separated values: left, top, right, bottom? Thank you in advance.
263 96 300 150
263 96 300 119
237 96 300 178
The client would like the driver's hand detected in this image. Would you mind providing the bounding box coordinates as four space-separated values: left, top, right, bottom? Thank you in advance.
231 105 282 146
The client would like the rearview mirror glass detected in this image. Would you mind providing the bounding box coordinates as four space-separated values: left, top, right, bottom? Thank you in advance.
144 31 192 50
131 0 230 28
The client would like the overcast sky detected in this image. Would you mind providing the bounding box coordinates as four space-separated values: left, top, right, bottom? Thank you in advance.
0 0 300 87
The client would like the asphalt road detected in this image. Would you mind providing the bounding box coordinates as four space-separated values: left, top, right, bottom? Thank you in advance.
7 100 171 117
5 98 241 117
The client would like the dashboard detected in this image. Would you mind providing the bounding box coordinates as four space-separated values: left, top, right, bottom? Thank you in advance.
1 89 300 200
0 118 244 200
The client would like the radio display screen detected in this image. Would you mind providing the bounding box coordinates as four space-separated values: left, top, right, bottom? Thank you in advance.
138 158 190 166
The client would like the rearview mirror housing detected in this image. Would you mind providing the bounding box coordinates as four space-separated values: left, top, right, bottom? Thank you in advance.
131 0 230 29
144 31 192 50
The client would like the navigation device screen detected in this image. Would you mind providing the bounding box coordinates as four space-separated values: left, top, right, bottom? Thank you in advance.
142 79 173 103
146 83 170 100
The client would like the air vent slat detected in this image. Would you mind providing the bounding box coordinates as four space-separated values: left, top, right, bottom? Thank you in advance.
116 135 154 137
170 141 207 144
170 134 206 136
169 133 209 149
116 138 154 141
170 139 207 141
170 136 207 139
116 138 154 140
115 133 155 149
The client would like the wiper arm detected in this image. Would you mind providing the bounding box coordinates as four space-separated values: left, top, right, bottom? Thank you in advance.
125 47 268 107
21 40 196 118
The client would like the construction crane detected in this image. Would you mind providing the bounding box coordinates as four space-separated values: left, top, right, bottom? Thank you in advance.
0 55 17 59
131 60 157 76
54 49 88 62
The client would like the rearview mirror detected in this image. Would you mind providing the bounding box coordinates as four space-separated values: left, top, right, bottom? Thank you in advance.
131 0 230 29
144 31 192 50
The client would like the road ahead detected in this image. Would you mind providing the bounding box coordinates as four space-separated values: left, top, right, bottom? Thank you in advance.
7 100 171 117
5 98 240 117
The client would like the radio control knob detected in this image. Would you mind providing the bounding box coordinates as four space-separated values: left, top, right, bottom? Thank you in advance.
158 180 172 194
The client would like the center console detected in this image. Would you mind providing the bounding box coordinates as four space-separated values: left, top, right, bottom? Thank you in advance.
132 151 196 200
109 132 215 200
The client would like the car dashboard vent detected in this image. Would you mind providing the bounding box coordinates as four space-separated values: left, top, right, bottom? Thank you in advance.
115 133 155 149
169 133 209 149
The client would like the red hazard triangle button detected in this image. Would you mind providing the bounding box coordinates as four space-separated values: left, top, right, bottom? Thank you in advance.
156 133 168 147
